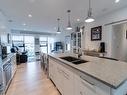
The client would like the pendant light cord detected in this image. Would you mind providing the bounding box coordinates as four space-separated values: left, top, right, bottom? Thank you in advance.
89 0 91 10
57 18 61 32
57 18 60 27
67 10 71 26
88 0 92 17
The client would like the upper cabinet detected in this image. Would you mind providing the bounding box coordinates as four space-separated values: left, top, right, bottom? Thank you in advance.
71 26 85 53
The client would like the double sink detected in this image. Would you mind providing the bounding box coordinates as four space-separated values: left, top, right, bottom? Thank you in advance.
60 56 89 65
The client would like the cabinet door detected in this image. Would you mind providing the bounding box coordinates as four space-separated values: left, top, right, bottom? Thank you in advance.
56 65 64 94
49 58 64 94
51 60 57 83
49 59 54 79
74 74 97 95
80 79 96 95
63 67 74 95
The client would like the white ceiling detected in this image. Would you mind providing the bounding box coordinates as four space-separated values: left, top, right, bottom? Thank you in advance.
0 0 127 33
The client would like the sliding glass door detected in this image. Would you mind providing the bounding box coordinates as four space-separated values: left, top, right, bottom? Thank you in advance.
40 37 48 54
24 36 34 57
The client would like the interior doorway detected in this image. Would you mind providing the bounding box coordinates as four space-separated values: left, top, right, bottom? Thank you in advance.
112 23 127 62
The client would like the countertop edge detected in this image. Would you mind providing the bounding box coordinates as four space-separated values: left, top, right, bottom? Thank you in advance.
48 54 126 89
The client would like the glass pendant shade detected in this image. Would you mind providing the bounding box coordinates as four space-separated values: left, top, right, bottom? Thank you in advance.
85 0 95 23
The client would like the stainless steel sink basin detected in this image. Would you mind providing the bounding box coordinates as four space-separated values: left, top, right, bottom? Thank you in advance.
72 60 88 65
60 56 79 62
60 56 89 65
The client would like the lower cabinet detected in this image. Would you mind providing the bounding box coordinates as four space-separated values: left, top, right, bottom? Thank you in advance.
11 54 17 77
74 74 111 95
55 64 64 94
49 58 74 95
49 57 111 95
62 67 74 95
74 74 97 95
49 59 55 82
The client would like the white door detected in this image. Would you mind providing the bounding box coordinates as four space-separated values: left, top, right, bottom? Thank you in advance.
112 24 127 61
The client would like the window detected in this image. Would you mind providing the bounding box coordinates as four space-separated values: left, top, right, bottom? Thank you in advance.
12 35 24 52
40 37 55 53
40 37 48 53
12 35 35 57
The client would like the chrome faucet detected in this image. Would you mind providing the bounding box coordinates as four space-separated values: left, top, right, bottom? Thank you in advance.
76 47 82 58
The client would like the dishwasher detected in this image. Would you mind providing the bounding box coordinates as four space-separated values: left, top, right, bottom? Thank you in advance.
0 67 4 95
3 59 12 89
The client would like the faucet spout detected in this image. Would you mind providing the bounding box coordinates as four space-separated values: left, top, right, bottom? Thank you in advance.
76 47 82 58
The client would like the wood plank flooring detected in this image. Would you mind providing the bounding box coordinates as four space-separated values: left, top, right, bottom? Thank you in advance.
6 62 60 95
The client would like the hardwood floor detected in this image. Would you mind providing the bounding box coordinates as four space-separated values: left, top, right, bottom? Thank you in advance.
6 62 60 95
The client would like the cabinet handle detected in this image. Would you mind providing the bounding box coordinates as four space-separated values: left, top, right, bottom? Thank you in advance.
80 76 94 86
57 68 70 79
63 73 69 79
62 71 69 77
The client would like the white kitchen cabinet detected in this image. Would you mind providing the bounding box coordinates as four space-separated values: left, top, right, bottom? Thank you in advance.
49 59 53 79
49 59 55 82
49 57 111 95
74 74 111 95
56 65 64 94
96 83 111 95
49 57 74 95
49 58 62 89
71 32 82 53
74 74 97 95
56 64 74 95
62 66 74 95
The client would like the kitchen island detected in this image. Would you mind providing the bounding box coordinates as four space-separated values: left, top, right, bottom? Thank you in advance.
48 53 127 95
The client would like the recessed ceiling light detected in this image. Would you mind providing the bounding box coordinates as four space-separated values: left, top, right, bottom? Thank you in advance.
115 0 120 3
77 19 80 22
23 23 26 26
28 14 32 18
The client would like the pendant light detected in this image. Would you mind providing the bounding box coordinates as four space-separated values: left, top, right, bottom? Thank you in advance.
85 0 95 23
57 18 61 34
66 10 72 30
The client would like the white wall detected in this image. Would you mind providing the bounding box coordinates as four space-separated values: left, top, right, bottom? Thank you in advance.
55 7 127 58
54 30 73 51
54 31 72 42
0 11 11 44
83 6 127 57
